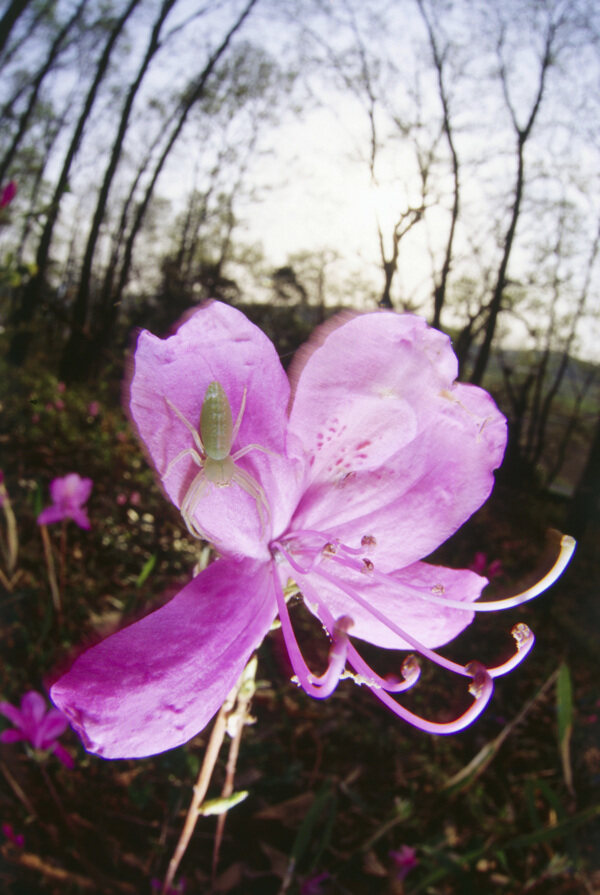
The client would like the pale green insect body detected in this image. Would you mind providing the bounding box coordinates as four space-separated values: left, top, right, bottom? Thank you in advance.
164 380 271 540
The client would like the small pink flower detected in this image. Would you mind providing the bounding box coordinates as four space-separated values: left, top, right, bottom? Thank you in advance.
37 473 93 530
117 493 127 506
301 871 330 894
88 401 100 417
390 845 418 880
57 382 66 394
130 491 141 506
54 399 65 412
0 692 73 768
0 181 16 208
2 823 24 848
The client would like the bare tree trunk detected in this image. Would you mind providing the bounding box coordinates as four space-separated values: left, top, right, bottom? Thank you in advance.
8 0 141 366
0 0 85 185
0 0 34 57
470 20 555 386
90 0 259 366
61 0 178 381
416 0 459 330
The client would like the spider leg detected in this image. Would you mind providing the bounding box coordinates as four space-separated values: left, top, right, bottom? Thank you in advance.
230 387 247 445
165 446 206 478
231 442 276 461
180 470 210 539
164 397 206 457
231 466 271 536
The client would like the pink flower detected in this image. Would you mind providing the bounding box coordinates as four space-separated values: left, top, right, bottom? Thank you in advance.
390 845 418 880
301 871 330 894
469 552 503 579
2 823 24 848
0 691 73 768
50 302 575 759
37 473 92 529
57 382 66 393
87 400 100 417
0 181 16 208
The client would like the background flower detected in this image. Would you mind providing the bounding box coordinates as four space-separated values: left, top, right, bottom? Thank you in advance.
37 473 93 529
0 691 73 768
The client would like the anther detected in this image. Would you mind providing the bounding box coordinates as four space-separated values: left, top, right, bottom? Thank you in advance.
511 622 533 649
322 542 338 556
465 661 488 699
361 534 376 549
361 558 374 573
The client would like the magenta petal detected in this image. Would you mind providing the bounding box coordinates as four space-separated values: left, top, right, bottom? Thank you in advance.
37 505 65 526
52 743 74 769
0 729 25 744
37 710 69 749
129 301 301 559
20 691 47 729
69 508 91 530
0 701 24 728
51 557 276 758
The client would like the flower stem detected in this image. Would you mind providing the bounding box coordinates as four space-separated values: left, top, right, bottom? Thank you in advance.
161 689 236 894
0 478 19 577
39 524 61 614
211 657 257 883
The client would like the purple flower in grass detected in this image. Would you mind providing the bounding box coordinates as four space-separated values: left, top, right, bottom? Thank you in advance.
51 301 574 759
37 473 92 529
390 845 418 880
2 823 25 848
0 691 73 768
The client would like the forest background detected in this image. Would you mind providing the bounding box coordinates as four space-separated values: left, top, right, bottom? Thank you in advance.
0 1 599 893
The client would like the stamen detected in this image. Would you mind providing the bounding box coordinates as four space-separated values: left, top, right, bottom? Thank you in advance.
313 563 470 678
270 564 350 699
366 662 494 735
299 579 421 694
485 623 534 677
365 533 575 613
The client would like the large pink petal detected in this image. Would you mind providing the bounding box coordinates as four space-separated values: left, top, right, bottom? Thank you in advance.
287 313 506 569
51 558 276 759
129 301 302 559
294 560 483 649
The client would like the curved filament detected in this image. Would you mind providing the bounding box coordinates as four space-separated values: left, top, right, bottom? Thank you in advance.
365 533 575 613
366 662 494 735
297 573 421 694
271 565 350 699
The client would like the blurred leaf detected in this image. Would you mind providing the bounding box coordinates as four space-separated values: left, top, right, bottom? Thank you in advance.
556 662 574 794
290 783 337 873
135 553 156 588
199 790 248 816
